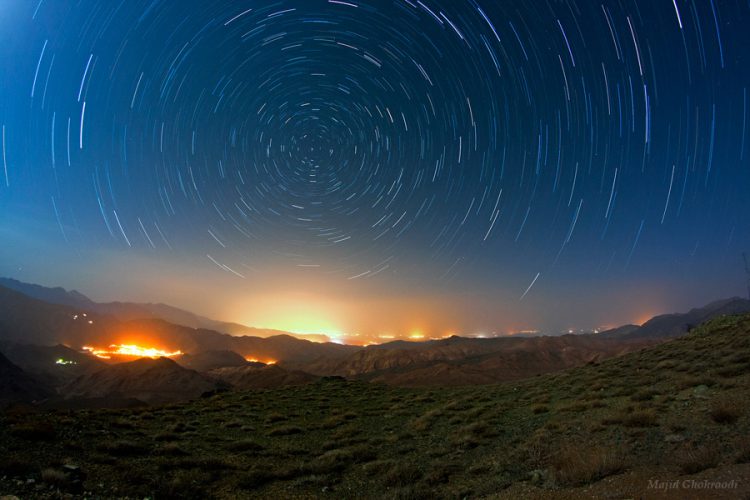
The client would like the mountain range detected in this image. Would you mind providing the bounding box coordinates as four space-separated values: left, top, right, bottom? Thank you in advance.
1 277 749 406
0 277 332 343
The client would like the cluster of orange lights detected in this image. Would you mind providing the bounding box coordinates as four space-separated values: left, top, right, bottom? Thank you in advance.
82 344 183 360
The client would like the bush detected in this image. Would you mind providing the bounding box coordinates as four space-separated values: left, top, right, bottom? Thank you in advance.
41 468 68 486
710 399 741 424
630 389 659 402
532 404 549 414
238 467 276 490
267 425 303 437
153 471 211 499
227 439 265 452
383 463 423 487
551 444 626 486
677 444 720 474
621 410 657 427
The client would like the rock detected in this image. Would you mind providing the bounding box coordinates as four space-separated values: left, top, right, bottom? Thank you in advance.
664 433 685 443
529 469 550 485
692 385 710 399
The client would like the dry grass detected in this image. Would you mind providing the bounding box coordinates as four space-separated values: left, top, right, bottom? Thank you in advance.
710 398 741 424
227 439 265 452
621 409 658 427
267 425 303 436
40 468 68 485
1 313 748 498
550 444 626 486
532 404 549 414
676 444 721 474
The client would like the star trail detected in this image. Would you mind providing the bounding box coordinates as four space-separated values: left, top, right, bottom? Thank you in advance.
0 0 748 339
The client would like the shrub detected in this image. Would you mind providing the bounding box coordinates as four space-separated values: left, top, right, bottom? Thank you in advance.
383 463 422 487
268 425 303 437
710 398 741 424
550 444 626 486
532 404 549 414
238 467 276 490
621 410 657 427
41 468 68 486
677 444 720 474
630 389 659 402
153 471 211 499
227 439 265 452
265 412 286 423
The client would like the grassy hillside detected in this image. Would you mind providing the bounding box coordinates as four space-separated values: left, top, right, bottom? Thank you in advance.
1 314 749 499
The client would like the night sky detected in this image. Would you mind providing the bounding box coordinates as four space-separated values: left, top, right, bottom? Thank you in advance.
1 0 749 342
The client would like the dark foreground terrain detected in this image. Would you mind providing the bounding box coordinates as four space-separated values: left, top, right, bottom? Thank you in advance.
2 314 750 499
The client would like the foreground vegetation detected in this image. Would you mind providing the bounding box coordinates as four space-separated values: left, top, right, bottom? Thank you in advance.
2 314 750 498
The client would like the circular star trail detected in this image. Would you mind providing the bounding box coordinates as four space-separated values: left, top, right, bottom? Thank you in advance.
0 0 749 311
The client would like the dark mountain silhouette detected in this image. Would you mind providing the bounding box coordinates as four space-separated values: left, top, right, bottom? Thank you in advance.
0 277 330 342
292 299 750 386
0 277 97 310
0 341 107 387
599 297 750 340
209 364 318 389
0 284 359 366
176 350 251 372
0 351 52 405
596 324 639 338
0 285 114 347
3 279 749 391
61 357 226 405
289 334 657 386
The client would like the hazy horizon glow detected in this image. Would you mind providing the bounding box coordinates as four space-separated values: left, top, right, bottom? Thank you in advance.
1 0 749 342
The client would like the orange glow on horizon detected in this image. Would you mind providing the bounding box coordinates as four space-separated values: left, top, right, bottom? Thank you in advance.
245 356 277 365
83 344 183 359
633 312 657 326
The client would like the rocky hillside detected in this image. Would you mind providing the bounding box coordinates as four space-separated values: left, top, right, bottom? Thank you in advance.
599 297 750 340
209 364 319 389
61 357 226 404
0 352 52 406
1 313 748 498
290 334 658 386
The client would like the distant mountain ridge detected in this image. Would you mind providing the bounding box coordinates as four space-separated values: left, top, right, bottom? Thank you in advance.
176 350 252 372
288 334 658 386
0 341 107 388
0 352 52 405
598 297 750 340
0 284 360 366
2 278 750 391
0 277 330 342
